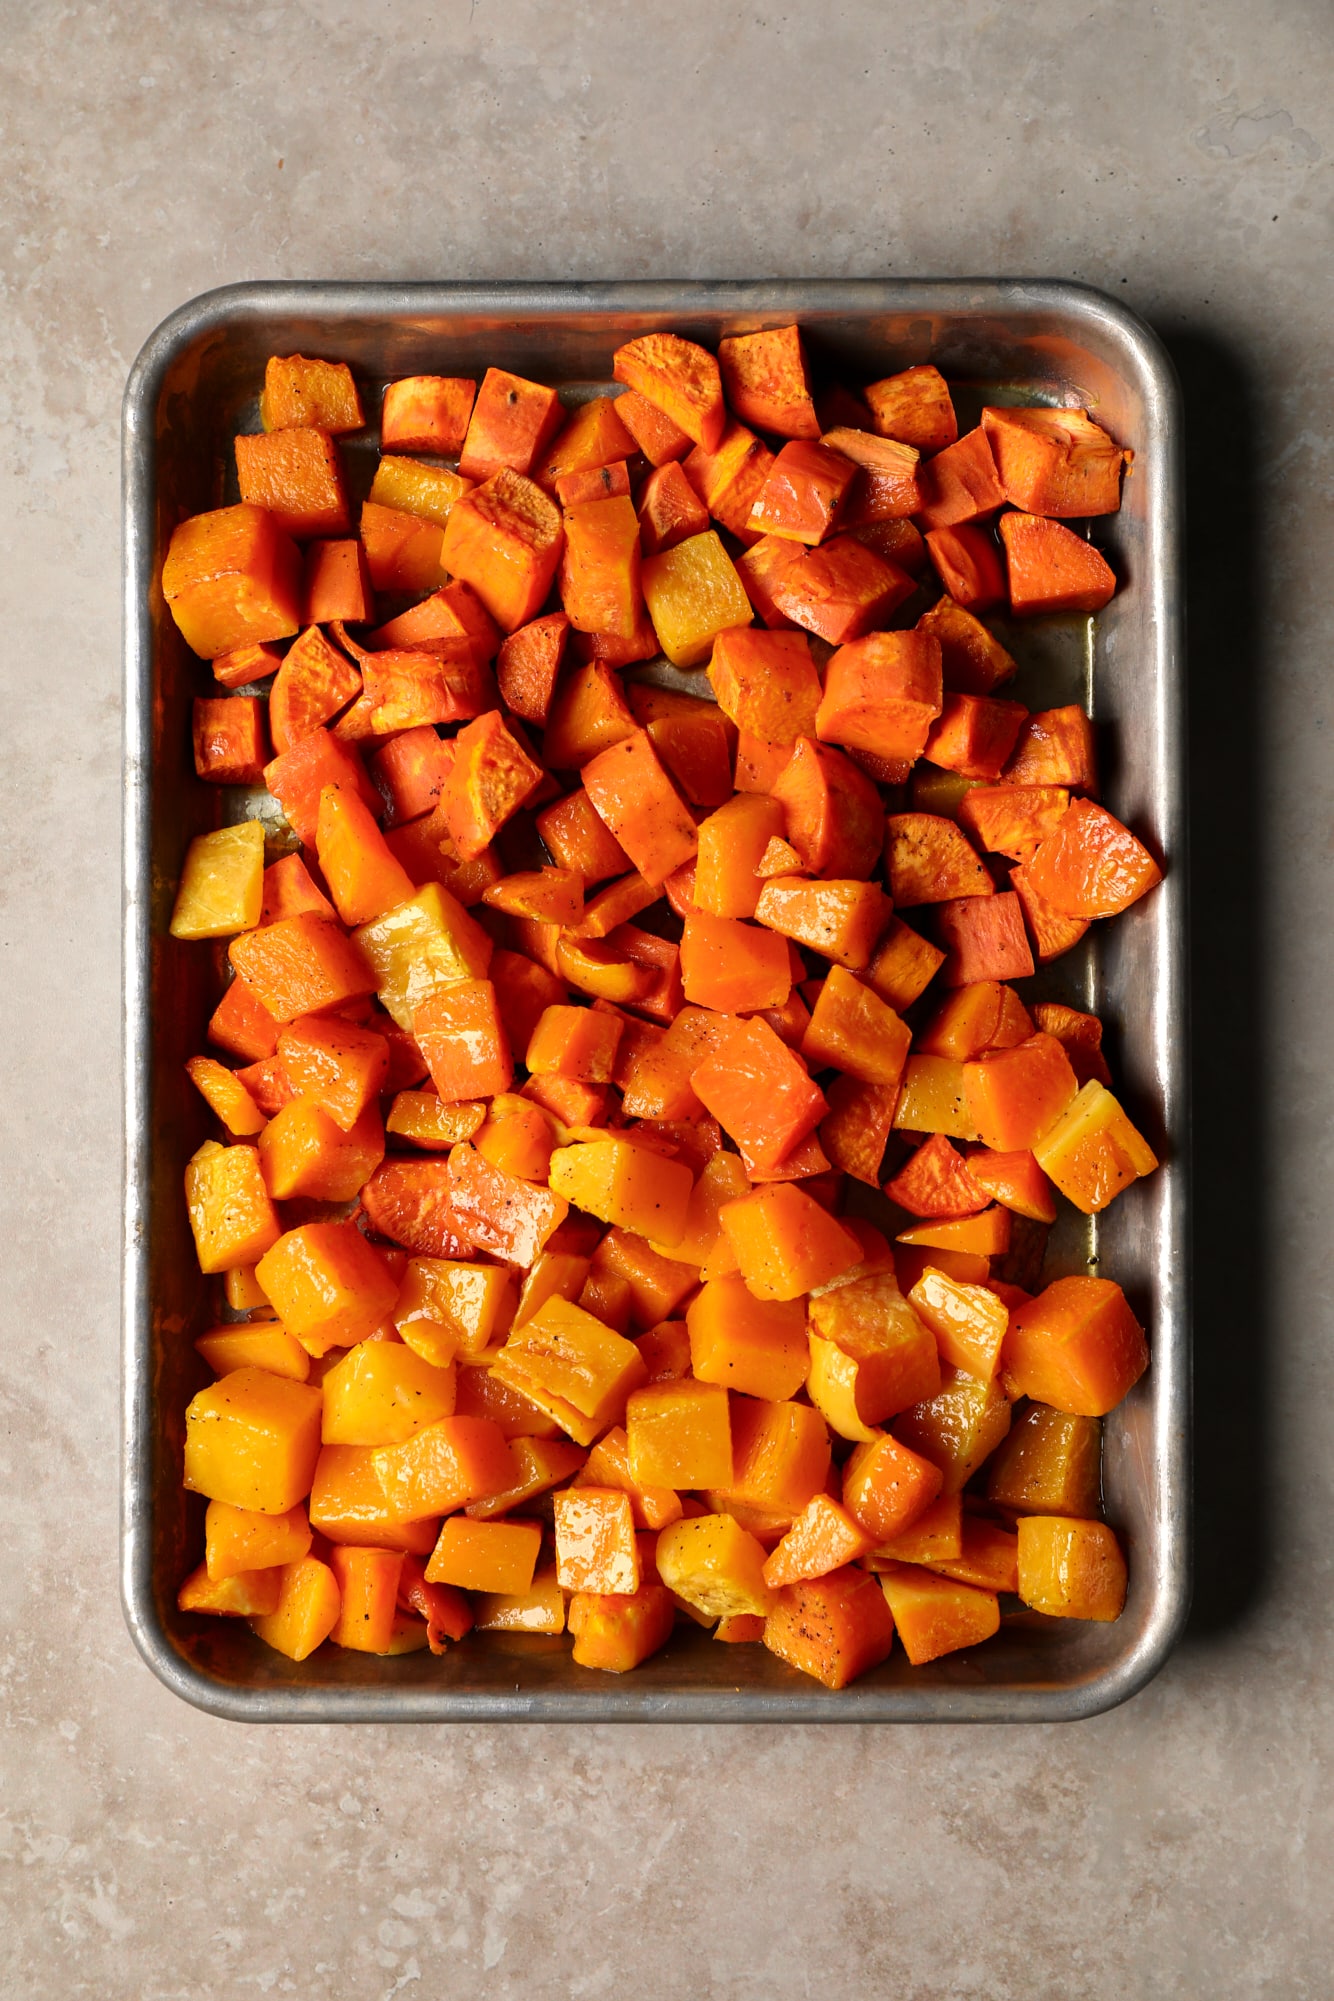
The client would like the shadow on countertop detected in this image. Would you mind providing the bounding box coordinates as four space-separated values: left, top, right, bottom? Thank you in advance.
1158 327 1271 1643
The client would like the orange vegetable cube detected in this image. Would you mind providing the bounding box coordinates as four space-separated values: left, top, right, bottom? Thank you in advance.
915 425 1004 530
458 367 564 481
922 1514 1019 1593
893 1366 1012 1495
801 967 911 1086
525 1004 622 1083
1004 704 1098 791
258 1096 384 1203
442 709 543 861
180 1560 282 1624
958 783 1071 864
655 1514 774 1619
763 1566 896 1688
537 785 633 883
196 1322 311 1383
808 1265 942 1425
747 439 856 545
824 427 924 525
641 529 753 669
613 332 725 452
768 534 914 643
581 728 697 887
394 1255 515 1361
307 1443 439 1554
235 426 348 539
883 1133 987 1218
917 980 1034 1060
496 611 570 727
686 1273 808 1402
321 1341 457 1447
694 793 786 919
763 1495 872 1588
372 1415 516 1520
1033 1079 1158 1214
684 421 775 541
637 460 711 555
864 917 946 1011
184 1139 282 1273
554 1487 641 1593
719 1184 861 1302
987 1404 1103 1518
368 455 473 531
162 502 302 658
1016 1516 1127 1620
229 913 378 1023
191 696 269 785
841 1432 944 1544
722 1394 831 1520
315 784 415 928
1022 797 1162 919
1004 1275 1148 1416
588 1227 699 1328
735 533 805 628
204 1497 311 1581
963 1032 1078 1153
250 1556 342 1660
707 626 822 744
302 538 373 625
183 1365 323 1513
916 594 1016 695
626 1379 733 1489
465 1436 587 1517
208 975 279 1062
908 1266 1009 1379
439 468 565 632
474 1564 567 1634
679 911 792 1014
491 1296 647 1446
966 1146 1057 1223
819 1075 899 1185
264 726 381 845
411 979 512 1102
862 1491 963 1567
925 523 1007 612
212 638 285 689
277 1014 389 1130
613 387 693 465
718 325 820 439
568 1583 676 1671
269 626 362 756
547 1137 693 1246
328 1547 404 1653
937 892 1036 987
261 353 363 433
892 1054 979 1140
1031 1002 1113 1089
895 1206 1011 1257
773 738 884 880
475 1096 557 1183
260 852 337 926
876 1563 999 1664
256 1220 400 1356
572 1425 681 1531
380 374 476 454
538 394 636 492
885 813 994 907
185 1056 267 1138
863 363 957 452
428 1515 542 1595
981 404 1127 518
816 630 943 770
924 693 1028 783
691 1017 826 1174
560 492 642 638
1000 512 1117 615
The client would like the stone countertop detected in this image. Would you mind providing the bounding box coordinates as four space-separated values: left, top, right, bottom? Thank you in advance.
3 4 1330 1994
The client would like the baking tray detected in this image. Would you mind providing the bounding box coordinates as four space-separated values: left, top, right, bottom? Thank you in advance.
123 280 1188 1722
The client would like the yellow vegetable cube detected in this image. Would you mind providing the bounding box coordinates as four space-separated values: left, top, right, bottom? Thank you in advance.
195 1322 312 1383
184 1140 282 1275
1034 1079 1159 1215
393 1257 514 1361
893 1366 1012 1496
426 1516 542 1595
655 1513 774 1620
547 1138 692 1247
626 1379 733 1489
352 883 493 1030
205 1498 311 1581
169 819 266 940
369 455 472 527
641 530 753 668
490 1297 647 1447
178 1560 282 1617
250 1555 342 1660
184 1365 323 1513
321 1341 457 1445
1016 1515 1127 1621
891 1054 979 1138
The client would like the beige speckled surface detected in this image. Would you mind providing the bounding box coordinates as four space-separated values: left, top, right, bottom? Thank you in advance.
3 3 1332 1993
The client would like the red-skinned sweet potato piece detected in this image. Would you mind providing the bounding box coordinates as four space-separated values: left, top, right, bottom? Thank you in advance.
936 891 1035 987
884 1133 989 1218
613 333 726 453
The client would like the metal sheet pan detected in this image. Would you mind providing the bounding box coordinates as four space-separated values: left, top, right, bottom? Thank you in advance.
123 280 1188 1722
